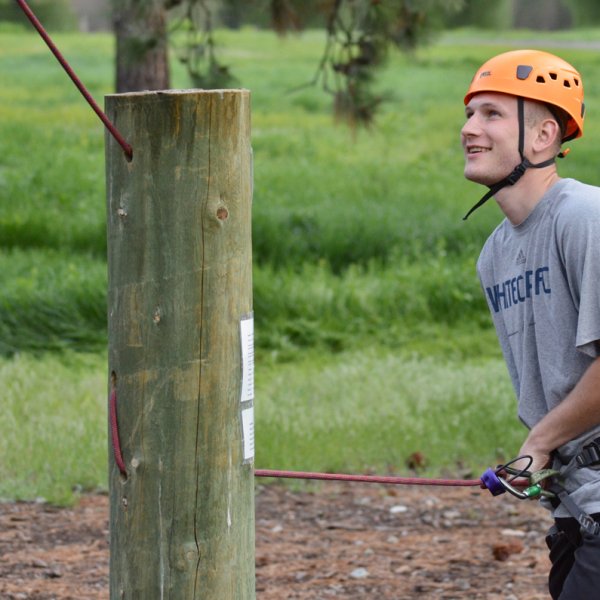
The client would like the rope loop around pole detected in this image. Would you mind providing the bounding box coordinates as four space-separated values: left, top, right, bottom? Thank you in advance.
109 387 127 477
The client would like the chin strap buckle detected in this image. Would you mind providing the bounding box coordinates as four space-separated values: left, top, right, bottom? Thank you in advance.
505 161 528 185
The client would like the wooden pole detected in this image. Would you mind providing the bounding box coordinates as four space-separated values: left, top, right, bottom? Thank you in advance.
105 89 255 599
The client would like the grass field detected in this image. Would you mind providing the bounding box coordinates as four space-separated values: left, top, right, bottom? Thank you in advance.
2 26 600 503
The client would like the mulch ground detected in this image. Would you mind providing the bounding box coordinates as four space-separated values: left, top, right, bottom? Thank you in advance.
0 482 554 599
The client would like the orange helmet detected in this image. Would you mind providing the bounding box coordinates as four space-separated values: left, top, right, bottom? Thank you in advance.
464 49 585 141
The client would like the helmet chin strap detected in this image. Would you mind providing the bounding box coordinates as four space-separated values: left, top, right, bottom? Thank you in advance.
463 97 557 221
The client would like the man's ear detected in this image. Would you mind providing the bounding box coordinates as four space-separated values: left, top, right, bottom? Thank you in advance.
533 118 561 154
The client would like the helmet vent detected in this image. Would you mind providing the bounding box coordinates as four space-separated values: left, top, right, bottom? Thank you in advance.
536 75 546 83
574 78 580 86
564 80 571 88
549 72 558 80
516 65 533 80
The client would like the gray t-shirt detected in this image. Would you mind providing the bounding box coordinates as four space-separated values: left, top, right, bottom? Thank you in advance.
477 178 600 517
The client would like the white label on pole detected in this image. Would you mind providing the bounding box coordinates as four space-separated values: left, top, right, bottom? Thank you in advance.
241 406 255 462
240 315 254 403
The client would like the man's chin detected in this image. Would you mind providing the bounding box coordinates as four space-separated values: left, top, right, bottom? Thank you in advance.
464 169 495 187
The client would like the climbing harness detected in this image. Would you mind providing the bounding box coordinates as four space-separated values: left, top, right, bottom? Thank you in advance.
550 438 600 536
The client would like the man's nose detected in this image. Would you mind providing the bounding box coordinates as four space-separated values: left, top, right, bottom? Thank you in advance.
461 114 480 138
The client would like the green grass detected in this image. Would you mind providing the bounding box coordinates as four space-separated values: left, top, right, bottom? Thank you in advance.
2 27 600 503
255 349 521 476
0 352 107 504
0 249 106 355
253 252 493 358
0 346 517 504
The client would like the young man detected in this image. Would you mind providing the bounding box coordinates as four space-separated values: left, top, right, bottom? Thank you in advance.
462 49 600 599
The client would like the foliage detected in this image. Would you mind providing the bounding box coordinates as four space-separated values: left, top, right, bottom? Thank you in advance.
564 0 600 26
275 0 462 125
170 0 465 125
447 0 600 30
169 0 237 88
444 0 512 30
0 0 77 31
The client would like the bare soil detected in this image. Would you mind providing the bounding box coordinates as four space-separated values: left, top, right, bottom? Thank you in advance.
0 483 553 599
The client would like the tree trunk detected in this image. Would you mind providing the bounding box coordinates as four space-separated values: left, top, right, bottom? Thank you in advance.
113 1 171 93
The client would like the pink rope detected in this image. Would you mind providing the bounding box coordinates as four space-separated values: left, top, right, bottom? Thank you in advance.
255 469 483 487
15 0 133 161
109 389 127 476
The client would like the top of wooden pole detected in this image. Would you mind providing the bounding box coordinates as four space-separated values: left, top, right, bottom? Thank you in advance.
105 88 250 98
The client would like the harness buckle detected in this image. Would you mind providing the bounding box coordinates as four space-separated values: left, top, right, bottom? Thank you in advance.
579 514 600 537
575 437 600 468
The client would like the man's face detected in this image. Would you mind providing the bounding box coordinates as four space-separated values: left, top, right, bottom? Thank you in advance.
461 92 521 186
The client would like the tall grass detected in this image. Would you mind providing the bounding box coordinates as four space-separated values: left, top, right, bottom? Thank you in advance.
253 251 495 358
0 352 107 504
0 33 108 257
255 350 520 476
0 249 106 354
2 28 600 502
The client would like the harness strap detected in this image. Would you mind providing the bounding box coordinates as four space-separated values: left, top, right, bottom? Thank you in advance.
547 443 600 536
550 484 600 536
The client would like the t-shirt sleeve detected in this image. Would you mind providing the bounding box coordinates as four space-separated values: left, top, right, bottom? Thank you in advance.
558 202 600 358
